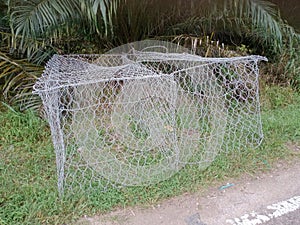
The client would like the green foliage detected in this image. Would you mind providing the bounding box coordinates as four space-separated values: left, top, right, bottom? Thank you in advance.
260 84 299 109
0 1 8 28
4 0 120 61
0 85 300 224
167 0 298 53
3 0 297 61
0 0 300 109
0 51 43 111
263 35 300 88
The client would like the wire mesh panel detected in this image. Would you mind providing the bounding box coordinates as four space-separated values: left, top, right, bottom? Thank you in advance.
33 41 267 195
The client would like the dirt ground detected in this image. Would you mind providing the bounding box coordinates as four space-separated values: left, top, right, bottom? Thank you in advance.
77 145 300 225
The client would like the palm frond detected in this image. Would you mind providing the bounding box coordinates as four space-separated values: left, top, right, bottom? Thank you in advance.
243 0 283 49
195 0 284 50
168 0 294 54
8 0 121 61
0 51 43 110
9 0 78 42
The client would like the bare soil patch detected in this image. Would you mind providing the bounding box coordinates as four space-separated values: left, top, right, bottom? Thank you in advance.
77 157 300 225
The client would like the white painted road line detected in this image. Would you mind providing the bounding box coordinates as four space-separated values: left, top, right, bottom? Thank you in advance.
226 196 300 225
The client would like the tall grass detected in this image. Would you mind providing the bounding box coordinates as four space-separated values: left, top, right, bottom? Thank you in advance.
264 38 300 89
0 85 300 224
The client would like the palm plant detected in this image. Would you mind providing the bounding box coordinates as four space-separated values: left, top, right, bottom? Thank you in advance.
1 0 299 110
0 0 120 108
0 51 43 109
6 0 121 61
6 0 298 61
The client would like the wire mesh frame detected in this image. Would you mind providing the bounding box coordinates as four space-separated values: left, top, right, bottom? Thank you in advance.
33 51 267 196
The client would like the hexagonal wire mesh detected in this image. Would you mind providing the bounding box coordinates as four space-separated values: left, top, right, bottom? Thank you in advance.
33 40 267 195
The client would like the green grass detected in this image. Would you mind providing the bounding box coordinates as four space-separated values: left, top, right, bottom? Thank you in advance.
1 86 300 225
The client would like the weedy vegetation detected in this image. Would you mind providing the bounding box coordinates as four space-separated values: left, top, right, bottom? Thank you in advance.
1 86 300 224
0 0 300 224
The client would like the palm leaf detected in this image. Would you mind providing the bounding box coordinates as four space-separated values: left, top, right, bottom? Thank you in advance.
8 0 120 61
166 0 295 54
0 51 43 110
9 0 79 48
240 0 283 49
200 0 284 49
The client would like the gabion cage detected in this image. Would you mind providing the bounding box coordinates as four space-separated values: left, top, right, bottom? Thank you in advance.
33 41 267 195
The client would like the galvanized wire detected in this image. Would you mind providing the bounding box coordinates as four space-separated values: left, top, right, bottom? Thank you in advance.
33 40 267 195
